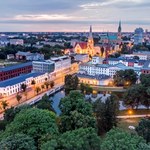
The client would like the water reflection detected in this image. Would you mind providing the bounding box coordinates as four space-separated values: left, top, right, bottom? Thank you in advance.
50 90 65 115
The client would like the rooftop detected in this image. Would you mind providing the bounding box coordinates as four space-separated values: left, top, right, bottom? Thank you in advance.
0 72 45 87
0 62 32 72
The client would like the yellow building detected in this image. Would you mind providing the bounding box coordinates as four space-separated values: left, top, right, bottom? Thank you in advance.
74 26 96 56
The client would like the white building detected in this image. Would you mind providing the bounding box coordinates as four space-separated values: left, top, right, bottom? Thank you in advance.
122 54 148 60
79 62 141 77
32 60 55 73
50 56 71 71
77 74 112 86
0 73 48 96
10 39 24 45
74 54 89 63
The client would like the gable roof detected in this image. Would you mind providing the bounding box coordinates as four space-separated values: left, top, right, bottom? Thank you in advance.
75 42 87 49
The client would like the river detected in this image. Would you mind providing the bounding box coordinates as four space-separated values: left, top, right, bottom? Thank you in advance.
50 90 65 115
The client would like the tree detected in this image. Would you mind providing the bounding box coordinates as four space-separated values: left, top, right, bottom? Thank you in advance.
4 105 31 123
0 134 36 150
113 69 137 86
101 128 148 150
133 55 140 60
80 83 86 94
64 75 79 94
36 94 55 112
3 108 58 147
21 83 27 92
16 93 22 104
59 91 96 132
35 86 41 95
1 100 8 110
41 84 45 91
123 84 144 109
93 94 119 135
31 79 36 87
136 118 150 143
50 81 54 88
41 127 101 150
44 81 50 90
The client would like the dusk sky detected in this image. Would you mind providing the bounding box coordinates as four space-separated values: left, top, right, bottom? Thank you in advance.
0 0 150 32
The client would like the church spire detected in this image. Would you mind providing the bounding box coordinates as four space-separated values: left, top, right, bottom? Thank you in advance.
118 21 121 33
89 25 93 38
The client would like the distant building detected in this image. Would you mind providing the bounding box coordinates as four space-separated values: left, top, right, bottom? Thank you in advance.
79 62 141 77
77 73 112 86
50 56 71 72
32 60 55 73
0 62 32 81
0 72 47 96
16 51 44 61
141 60 150 74
7 54 15 60
134 28 144 45
10 39 24 45
74 54 89 63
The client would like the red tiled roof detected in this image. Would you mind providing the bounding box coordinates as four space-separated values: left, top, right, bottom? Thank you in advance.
75 42 87 49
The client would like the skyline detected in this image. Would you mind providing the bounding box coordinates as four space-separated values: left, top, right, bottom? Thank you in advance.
0 0 150 32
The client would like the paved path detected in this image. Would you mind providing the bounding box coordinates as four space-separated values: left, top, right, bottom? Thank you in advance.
117 114 150 119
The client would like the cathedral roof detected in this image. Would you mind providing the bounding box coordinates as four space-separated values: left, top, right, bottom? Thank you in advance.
75 42 87 49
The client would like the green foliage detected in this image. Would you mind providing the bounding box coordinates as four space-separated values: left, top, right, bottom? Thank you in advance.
64 74 79 94
59 91 96 132
123 84 144 109
4 105 31 123
101 128 147 150
93 94 119 135
0 133 36 150
80 83 93 94
113 69 138 86
36 94 55 112
21 83 27 92
3 108 58 145
41 127 101 150
136 118 150 143
16 94 22 103
0 100 9 110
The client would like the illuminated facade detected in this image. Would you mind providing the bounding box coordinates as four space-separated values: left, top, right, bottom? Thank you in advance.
74 26 96 56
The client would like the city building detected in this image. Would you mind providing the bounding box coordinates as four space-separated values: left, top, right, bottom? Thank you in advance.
74 54 89 63
0 62 32 81
134 28 144 45
50 56 71 71
122 54 148 60
104 58 146 67
16 51 44 61
0 72 47 96
133 51 150 60
9 39 24 45
77 73 112 86
32 60 55 73
79 62 141 77
141 60 150 74
7 54 15 60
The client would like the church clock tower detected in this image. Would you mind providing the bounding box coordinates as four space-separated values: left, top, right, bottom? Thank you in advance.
117 21 122 40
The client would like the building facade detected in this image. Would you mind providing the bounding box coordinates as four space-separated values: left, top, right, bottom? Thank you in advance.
10 39 24 45
0 62 32 81
0 72 47 96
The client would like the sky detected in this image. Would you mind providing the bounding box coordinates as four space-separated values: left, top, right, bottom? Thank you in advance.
0 0 150 32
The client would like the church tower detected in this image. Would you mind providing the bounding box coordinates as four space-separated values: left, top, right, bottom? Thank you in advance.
117 21 122 40
87 25 94 50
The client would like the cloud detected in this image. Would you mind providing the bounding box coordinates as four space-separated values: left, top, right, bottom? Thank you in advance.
14 14 74 21
80 0 150 10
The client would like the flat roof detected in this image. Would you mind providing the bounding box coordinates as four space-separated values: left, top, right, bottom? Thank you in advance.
0 72 45 87
0 62 32 72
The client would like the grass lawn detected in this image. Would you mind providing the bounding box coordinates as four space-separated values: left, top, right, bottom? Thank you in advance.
118 109 150 116
118 118 141 132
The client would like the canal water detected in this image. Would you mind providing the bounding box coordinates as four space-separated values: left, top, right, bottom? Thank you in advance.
50 90 65 115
